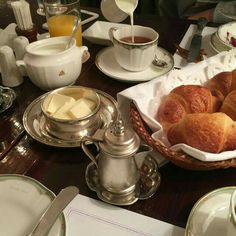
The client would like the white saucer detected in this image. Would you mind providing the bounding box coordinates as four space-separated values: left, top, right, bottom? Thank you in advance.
185 186 236 236
95 46 174 83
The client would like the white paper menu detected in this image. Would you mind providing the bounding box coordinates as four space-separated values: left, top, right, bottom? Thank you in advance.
64 194 185 236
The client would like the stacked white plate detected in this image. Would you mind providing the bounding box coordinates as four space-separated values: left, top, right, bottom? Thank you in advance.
210 21 236 53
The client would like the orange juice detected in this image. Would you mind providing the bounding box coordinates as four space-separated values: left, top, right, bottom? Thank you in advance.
47 15 82 46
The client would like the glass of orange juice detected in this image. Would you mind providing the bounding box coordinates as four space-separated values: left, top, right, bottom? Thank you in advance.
44 0 82 46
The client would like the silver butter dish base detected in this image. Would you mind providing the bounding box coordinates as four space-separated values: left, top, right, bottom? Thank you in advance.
23 90 118 148
85 155 161 206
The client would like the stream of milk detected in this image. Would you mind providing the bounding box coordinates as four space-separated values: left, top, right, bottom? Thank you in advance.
115 0 138 42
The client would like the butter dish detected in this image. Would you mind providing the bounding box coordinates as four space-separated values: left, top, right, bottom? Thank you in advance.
82 20 128 45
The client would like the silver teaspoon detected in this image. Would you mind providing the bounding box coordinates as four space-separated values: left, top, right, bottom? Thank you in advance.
65 16 80 49
29 186 79 236
152 55 168 69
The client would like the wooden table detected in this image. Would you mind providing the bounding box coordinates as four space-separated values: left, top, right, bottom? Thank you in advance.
1 2 235 229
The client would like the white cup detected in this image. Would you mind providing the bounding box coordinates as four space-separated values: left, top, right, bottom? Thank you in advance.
227 189 236 236
109 25 159 72
100 0 128 22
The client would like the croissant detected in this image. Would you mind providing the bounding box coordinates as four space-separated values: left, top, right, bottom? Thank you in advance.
220 90 236 120
205 69 236 98
156 85 223 129
167 112 236 153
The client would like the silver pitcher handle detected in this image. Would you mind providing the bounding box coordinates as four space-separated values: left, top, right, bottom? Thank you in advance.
81 136 99 168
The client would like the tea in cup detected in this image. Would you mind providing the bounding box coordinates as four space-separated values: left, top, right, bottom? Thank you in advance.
109 25 159 72
44 0 82 46
227 189 236 236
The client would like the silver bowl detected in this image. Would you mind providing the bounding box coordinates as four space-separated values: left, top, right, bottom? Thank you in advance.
41 86 101 141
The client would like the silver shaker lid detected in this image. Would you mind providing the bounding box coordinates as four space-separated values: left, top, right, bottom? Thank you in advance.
100 118 140 158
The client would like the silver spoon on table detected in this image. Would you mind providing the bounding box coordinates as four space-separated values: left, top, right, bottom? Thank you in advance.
29 186 79 236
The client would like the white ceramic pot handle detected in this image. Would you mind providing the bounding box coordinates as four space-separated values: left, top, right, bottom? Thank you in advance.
80 46 90 63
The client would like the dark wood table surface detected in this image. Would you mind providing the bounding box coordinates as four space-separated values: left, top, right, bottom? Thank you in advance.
1 2 236 230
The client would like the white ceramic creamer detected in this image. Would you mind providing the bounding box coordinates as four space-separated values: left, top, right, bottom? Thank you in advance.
16 36 88 91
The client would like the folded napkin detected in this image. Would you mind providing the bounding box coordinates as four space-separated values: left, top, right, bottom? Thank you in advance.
64 194 185 236
117 49 236 162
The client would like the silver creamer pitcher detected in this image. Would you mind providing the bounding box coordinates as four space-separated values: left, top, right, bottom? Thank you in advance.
81 118 152 195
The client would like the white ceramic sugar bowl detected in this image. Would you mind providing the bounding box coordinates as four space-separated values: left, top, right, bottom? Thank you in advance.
16 36 88 91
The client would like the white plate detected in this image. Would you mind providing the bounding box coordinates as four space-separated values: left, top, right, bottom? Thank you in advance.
185 186 236 236
82 20 129 45
95 46 174 83
0 174 66 236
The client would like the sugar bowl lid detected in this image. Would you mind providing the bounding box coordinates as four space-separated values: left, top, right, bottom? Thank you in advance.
100 117 140 157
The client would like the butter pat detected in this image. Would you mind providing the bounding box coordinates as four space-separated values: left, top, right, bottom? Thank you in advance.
46 94 75 114
53 112 72 120
53 100 75 119
68 98 94 119
79 98 96 110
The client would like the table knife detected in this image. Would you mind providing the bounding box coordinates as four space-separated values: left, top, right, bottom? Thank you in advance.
29 186 79 236
187 17 208 62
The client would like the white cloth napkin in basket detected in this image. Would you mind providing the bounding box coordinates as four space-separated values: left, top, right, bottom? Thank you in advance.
117 49 236 163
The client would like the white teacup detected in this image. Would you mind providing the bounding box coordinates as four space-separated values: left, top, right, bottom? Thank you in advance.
109 25 159 72
16 36 88 91
227 189 236 236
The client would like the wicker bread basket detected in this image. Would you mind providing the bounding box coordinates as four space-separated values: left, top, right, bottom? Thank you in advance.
129 102 236 171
